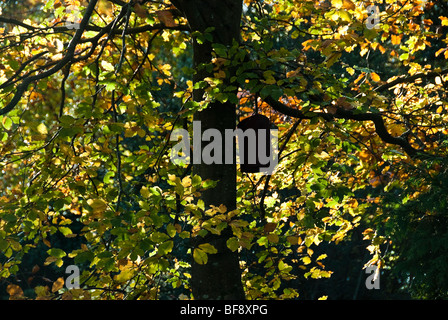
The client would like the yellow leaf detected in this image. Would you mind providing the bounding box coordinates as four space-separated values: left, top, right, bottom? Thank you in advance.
52 277 65 292
286 70 299 78
37 123 48 135
391 34 402 45
87 199 108 214
302 256 312 265
348 198 358 208
440 16 448 26
331 0 343 9
214 70 226 79
137 128 146 137
358 149 371 161
435 48 447 58
342 0 355 10
346 67 355 75
29 91 43 102
217 204 227 213
370 72 381 82
354 73 365 84
115 269 134 282
338 10 351 22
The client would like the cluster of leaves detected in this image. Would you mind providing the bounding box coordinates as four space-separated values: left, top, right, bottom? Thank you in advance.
1 0 448 300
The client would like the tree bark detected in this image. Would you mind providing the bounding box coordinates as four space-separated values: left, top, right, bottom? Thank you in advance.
171 0 245 299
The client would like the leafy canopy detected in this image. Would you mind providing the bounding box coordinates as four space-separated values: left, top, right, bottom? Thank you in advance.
1 0 448 299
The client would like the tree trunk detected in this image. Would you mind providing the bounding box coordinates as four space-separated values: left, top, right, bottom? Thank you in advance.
171 0 245 299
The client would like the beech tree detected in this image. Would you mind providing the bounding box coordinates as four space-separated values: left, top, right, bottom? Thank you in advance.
1 0 448 300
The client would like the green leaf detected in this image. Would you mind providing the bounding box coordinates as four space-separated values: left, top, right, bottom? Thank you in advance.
260 85 283 100
2 116 12 130
278 260 293 272
58 227 73 237
158 240 174 255
166 224 177 238
103 171 115 184
2 214 17 222
193 248 208 265
150 231 170 243
198 243 217 254
227 237 240 252
9 240 22 251
326 52 342 67
191 175 202 187
399 53 409 61
0 132 8 142
197 199 205 211
47 248 66 258
140 186 150 198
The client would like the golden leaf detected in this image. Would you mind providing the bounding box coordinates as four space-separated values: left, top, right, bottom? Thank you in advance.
51 277 65 292
370 72 381 82
7 284 24 299
391 34 402 45
346 67 355 75
342 0 355 10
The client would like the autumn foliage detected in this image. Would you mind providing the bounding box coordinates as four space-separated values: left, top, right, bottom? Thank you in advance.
1 0 448 300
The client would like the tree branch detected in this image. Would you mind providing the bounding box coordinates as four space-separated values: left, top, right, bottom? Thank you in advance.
263 95 419 156
0 0 99 116
375 68 448 93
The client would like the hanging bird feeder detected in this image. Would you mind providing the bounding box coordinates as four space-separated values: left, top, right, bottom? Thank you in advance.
237 113 275 173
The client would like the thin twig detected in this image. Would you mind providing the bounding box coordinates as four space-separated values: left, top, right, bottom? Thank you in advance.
259 119 302 222
111 90 124 212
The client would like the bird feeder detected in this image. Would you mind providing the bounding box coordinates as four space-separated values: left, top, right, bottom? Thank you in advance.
237 113 275 173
